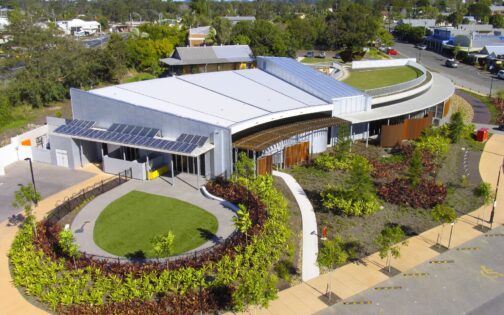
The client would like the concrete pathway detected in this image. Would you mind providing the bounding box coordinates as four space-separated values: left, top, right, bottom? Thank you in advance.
234 135 504 315
72 175 236 260
273 171 320 282
456 89 492 124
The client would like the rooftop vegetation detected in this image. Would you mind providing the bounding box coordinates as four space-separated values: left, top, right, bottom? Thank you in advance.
343 66 423 91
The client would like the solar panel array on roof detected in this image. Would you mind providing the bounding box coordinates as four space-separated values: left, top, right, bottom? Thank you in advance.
67 119 95 129
256 56 366 103
176 133 208 147
54 125 197 154
108 123 159 138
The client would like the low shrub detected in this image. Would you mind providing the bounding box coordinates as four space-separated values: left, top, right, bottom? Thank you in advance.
377 178 447 209
474 181 493 205
321 190 381 216
313 153 352 171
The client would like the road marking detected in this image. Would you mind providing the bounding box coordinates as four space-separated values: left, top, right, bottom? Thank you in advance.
374 286 402 290
430 260 455 264
481 265 504 279
403 272 429 277
456 247 480 251
343 301 372 305
485 234 504 237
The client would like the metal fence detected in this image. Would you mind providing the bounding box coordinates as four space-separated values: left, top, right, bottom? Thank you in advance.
365 62 430 97
45 168 132 225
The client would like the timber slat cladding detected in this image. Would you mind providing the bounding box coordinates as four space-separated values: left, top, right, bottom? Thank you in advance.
257 155 273 175
443 98 451 117
380 113 433 147
233 117 347 151
284 142 309 168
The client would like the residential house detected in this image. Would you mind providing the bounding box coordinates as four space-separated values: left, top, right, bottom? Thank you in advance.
160 45 254 75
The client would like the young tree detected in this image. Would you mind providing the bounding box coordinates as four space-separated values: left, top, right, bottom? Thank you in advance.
474 181 493 205
333 124 351 158
431 204 457 247
317 236 349 301
346 156 374 202
448 111 465 144
58 228 80 265
151 231 175 262
234 152 255 180
233 204 252 244
12 184 41 233
407 148 423 187
376 225 407 274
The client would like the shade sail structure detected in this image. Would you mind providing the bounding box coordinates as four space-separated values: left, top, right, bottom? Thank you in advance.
233 117 348 151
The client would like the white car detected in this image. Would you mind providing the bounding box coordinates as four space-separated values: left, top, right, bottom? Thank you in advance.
498 70 504 80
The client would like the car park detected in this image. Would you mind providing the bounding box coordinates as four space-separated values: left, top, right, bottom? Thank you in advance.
445 58 458 68
305 51 314 58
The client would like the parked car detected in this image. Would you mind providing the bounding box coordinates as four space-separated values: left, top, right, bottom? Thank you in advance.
498 69 504 80
387 48 399 55
416 43 427 50
445 58 458 68
305 51 314 58
499 124 504 131
378 46 388 52
318 51 326 58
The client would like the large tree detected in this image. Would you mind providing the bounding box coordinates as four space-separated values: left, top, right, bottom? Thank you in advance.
324 4 380 52
467 3 491 21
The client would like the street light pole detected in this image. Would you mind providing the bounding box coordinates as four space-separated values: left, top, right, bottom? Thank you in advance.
489 157 504 229
490 76 494 98
24 157 37 205
447 221 455 248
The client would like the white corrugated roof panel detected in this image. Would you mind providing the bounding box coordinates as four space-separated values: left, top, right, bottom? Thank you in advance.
178 70 327 112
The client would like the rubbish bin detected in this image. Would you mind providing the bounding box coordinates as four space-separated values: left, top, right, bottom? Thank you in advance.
476 128 489 142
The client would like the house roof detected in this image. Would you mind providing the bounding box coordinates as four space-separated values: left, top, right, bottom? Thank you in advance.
399 19 436 27
85 57 367 134
223 16 255 23
482 45 504 56
189 26 211 36
160 45 254 66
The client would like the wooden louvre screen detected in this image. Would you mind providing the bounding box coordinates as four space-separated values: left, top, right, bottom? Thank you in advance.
380 113 433 147
443 99 451 117
284 142 309 168
257 155 273 175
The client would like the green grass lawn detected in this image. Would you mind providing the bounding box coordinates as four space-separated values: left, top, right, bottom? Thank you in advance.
343 66 423 90
93 191 218 258
301 57 336 64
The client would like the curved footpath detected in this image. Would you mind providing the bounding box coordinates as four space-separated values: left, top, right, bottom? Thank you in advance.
273 171 320 282
71 178 236 260
3 134 504 314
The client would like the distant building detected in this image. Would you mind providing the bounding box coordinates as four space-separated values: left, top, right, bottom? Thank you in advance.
57 19 101 36
398 19 436 28
0 16 8 31
160 45 254 75
222 16 255 25
188 26 213 47
491 5 504 15
481 45 504 56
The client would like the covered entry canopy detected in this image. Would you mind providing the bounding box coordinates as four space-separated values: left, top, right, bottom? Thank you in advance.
232 116 348 151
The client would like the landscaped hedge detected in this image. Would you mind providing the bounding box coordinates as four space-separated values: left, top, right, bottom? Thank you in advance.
9 175 290 313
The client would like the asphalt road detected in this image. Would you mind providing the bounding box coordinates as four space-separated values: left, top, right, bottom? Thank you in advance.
317 225 504 315
393 42 504 96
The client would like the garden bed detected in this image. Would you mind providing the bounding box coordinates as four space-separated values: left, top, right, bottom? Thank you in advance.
286 140 485 258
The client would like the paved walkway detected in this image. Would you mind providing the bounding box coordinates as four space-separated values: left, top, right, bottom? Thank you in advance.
456 89 492 124
273 171 320 282
0 164 110 315
72 175 236 260
235 134 504 315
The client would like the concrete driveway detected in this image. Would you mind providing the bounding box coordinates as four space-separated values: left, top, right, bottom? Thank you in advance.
0 161 94 222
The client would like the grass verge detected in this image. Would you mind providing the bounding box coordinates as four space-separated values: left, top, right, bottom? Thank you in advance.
93 191 218 258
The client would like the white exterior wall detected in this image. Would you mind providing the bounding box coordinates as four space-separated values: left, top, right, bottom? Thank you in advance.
332 95 372 115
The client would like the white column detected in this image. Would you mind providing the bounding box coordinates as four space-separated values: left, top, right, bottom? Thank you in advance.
171 158 174 187
253 151 257 177
79 141 84 167
197 155 201 188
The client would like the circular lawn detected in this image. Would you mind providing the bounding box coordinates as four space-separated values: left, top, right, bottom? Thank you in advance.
93 190 218 258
